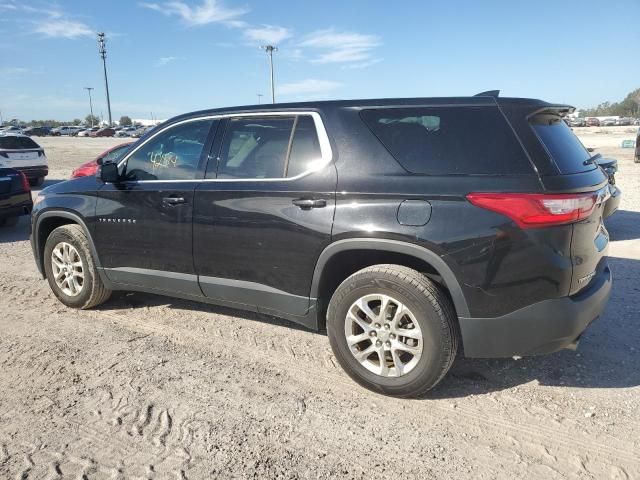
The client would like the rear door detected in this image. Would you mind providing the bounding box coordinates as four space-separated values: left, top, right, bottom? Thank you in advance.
95 118 218 296
193 113 336 316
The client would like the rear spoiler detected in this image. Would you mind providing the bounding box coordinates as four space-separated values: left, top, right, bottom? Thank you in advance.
474 90 500 98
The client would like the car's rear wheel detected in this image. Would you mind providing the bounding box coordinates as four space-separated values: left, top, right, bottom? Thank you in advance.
44 224 111 309
327 264 458 398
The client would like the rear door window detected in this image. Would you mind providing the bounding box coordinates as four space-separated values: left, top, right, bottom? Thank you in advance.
360 106 533 175
530 114 595 174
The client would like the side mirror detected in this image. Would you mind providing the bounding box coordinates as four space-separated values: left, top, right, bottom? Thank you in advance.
98 162 120 183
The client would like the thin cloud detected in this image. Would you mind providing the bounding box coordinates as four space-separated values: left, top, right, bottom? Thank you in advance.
34 16 93 39
300 28 381 65
141 0 248 27
156 56 178 66
244 25 291 45
0 66 30 75
278 79 341 97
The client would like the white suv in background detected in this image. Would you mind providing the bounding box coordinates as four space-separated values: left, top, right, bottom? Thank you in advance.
0 134 48 186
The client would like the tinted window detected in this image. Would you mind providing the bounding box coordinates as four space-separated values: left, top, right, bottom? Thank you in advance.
124 119 213 181
286 116 323 177
0 136 40 149
217 117 294 179
531 114 595 174
361 107 532 175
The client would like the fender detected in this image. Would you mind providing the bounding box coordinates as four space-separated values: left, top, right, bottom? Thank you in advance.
34 210 112 287
310 238 470 318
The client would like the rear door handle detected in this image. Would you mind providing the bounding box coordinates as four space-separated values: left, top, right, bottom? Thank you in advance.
162 196 186 206
292 198 327 209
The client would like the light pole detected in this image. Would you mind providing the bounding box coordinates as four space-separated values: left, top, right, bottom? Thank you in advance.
84 87 94 126
97 32 113 126
261 45 277 104
256 93 263 104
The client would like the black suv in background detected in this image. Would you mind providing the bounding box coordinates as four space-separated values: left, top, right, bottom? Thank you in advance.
31 93 612 397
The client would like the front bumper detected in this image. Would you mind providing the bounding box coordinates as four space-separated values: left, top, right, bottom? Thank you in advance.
459 264 612 358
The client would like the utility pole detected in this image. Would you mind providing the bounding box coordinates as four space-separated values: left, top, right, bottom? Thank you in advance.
261 45 277 104
84 87 94 126
97 32 113 126
256 93 263 104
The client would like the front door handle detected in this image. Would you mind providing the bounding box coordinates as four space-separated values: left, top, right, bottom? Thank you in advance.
292 198 327 209
162 196 186 206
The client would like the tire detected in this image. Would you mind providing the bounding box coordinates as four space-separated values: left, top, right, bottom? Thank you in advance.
43 224 111 309
327 264 458 398
29 176 45 187
0 216 19 228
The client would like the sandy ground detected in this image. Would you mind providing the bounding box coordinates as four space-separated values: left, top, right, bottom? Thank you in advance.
0 129 638 479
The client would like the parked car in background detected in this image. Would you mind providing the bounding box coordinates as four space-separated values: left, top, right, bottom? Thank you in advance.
634 118 640 126
130 126 151 138
115 127 139 137
0 125 24 135
70 142 134 178
22 126 51 136
635 128 640 163
31 94 613 397
0 134 48 186
595 156 621 218
77 127 100 137
51 126 82 136
569 117 586 127
89 127 115 138
0 167 32 227
615 117 631 126
586 117 600 127
602 118 616 127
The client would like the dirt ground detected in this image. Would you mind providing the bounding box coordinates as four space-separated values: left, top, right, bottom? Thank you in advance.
0 128 638 479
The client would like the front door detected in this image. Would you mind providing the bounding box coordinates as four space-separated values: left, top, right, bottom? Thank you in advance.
193 114 336 316
95 118 217 296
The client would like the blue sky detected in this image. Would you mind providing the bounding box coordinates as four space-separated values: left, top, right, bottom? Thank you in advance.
1 0 638 121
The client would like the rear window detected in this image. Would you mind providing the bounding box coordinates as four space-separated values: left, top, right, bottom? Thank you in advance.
530 114 595 174
360 106 532 175
0 136 39 150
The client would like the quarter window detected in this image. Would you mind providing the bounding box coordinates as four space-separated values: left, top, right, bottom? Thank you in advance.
361 107 533 175
213 115 324 179
124 119 214 181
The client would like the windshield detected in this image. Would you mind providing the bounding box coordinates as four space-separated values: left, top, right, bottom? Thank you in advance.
531 113 595 174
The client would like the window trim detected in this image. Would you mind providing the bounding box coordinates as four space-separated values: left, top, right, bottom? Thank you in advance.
117 111 332 183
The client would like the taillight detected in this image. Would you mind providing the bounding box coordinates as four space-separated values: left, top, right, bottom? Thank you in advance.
71 163 99 178
466 192 598 229
19 171 30 192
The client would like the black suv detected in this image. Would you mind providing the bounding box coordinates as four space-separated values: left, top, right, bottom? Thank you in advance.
31 94 612 397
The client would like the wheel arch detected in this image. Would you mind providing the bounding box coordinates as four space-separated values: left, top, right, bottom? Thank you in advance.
34 210 104 279
310 239 470 328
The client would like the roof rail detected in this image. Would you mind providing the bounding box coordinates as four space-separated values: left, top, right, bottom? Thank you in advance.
474 90 500 98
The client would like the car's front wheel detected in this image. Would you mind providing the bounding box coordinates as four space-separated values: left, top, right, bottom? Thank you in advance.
327 264 458 398
44 224 111 309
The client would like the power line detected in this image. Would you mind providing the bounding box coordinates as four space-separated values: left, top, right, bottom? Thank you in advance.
84 87 94 126
97 33 113 126
260 45 278 104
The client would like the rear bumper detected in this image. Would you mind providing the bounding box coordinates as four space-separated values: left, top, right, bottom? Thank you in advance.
603 184 621 218
459 264 612 358
13 165 48 179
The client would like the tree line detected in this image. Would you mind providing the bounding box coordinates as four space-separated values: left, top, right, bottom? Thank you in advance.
3 115 134 127
581 88 640 117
